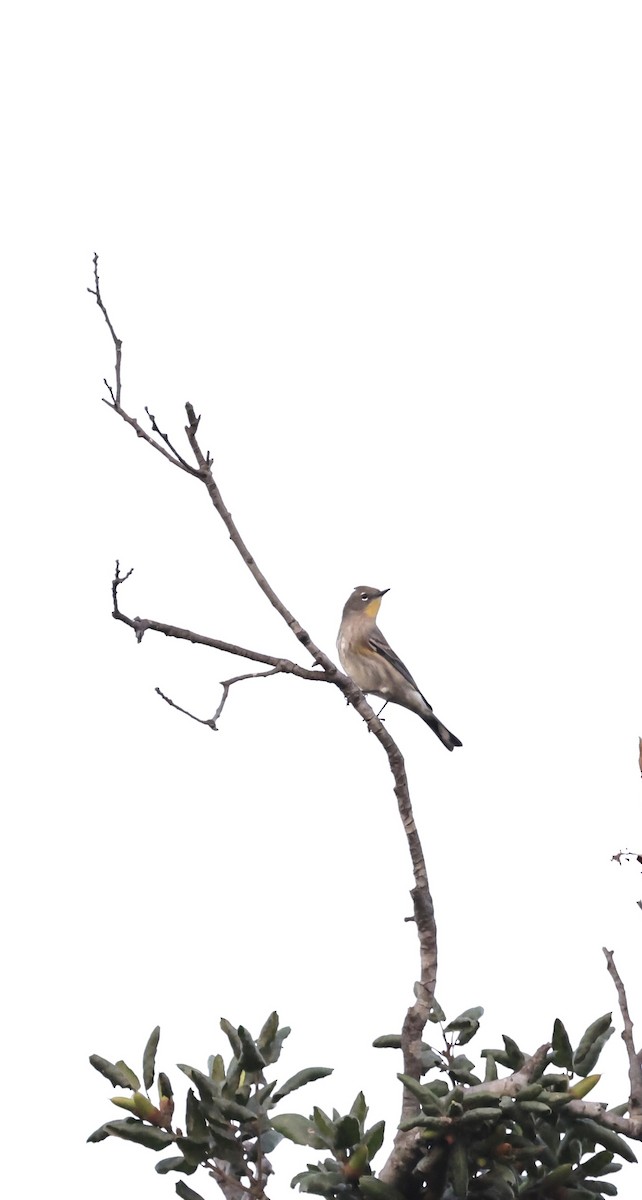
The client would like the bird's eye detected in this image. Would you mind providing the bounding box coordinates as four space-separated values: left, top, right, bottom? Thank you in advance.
361 593 369 601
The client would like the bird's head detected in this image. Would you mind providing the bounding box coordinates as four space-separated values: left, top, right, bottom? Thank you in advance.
343 585 390 620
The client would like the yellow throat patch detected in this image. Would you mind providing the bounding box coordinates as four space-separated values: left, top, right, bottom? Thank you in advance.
365 596 383 619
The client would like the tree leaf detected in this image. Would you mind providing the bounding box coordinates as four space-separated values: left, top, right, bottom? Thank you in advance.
454 1022 480 1047
237 1025 266 1072
113 1060 141 1090
334 1114 360 1150
569 1074 601 1099
484 1054 497 1082
215 1096 257 1123
295 1170 346 1195
274 1066 333 1101
219 1018 242 1058
456 1106 504 1125
364 1119 385 1160
372 1035 402 1049
398 1076 448 1113
448 1055 481 1086
155 1156 198 1175
397 1074 438 1106
104 1118 175 1150
254 1128 282 1154
574 1118 637 1164
481 1048 513 1068
445 1006 483 1030
89 1054 139 1090
312 1106 336 1143
449 1139 469 1198
271 1113 324 1147
575 1150 614 1178
143 1026 161 1091
208 1054 225 1084
607 1102 629 1117
110 1096 138 1114
175 1182 206 1200
86 1123 112 1143
185 1089 209 1142
573 1015 612 1072
178 1064 219 1104
257 1010 279 1051
261 1024 291 1065
249 1079 277 1112
501 1036 524 1069
428 998 446 1023
421 1047 446 1072
552 1018 573 1070
176 1135 208 1166
574 1029 614 1077
350 1091 368 1127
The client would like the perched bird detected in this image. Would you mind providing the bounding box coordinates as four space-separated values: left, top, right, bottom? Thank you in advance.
337 585 462 751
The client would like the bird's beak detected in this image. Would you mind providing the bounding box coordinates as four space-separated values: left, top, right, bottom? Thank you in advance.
377 588 390 598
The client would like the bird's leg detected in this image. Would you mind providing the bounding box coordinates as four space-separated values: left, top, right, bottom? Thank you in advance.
376 700 389 719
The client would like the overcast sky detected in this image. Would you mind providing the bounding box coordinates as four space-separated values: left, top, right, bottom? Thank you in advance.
2 4 642 1198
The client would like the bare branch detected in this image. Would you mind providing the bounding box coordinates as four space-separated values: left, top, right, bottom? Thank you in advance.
88 255 197 475
111 577 330 681
209 1159 269 1200
604 947 642 1114
612 849 642 867
156 686 220 730
183 402 332 665
156 669 280 731
565 1098 642 1138
88 253 122 406
94 262 441 1189
112 560 134 614
144 405 193 470
181 401 438 1122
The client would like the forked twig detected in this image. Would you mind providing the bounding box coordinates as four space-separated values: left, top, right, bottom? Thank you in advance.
156 669 280 731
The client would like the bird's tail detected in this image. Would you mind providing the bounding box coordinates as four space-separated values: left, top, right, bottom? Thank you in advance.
423 711 462 751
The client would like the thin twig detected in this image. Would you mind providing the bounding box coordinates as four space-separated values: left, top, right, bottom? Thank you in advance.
112 560 134 614
156 669 280 731
110 566 331 677
88 253 122 406
145 405 193 470
604 947 642 1114
155 687 219 730
88 255 197 475
612 849 642 867
208 1160 262 1200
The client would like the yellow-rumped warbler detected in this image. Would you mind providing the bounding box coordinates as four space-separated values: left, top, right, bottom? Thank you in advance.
337 585 462 751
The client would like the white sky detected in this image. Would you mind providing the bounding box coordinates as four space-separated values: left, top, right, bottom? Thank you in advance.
2 3 642 1198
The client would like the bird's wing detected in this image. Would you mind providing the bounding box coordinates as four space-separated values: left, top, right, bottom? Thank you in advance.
367 630 423 694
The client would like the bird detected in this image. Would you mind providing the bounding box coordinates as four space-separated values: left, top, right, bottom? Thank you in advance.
337 585 462 751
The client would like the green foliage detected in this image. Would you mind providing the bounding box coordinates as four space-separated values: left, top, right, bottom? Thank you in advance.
89 1017 332 1194
286 1094 387 1195
89 1008 635 1199
143 1025 161 1091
